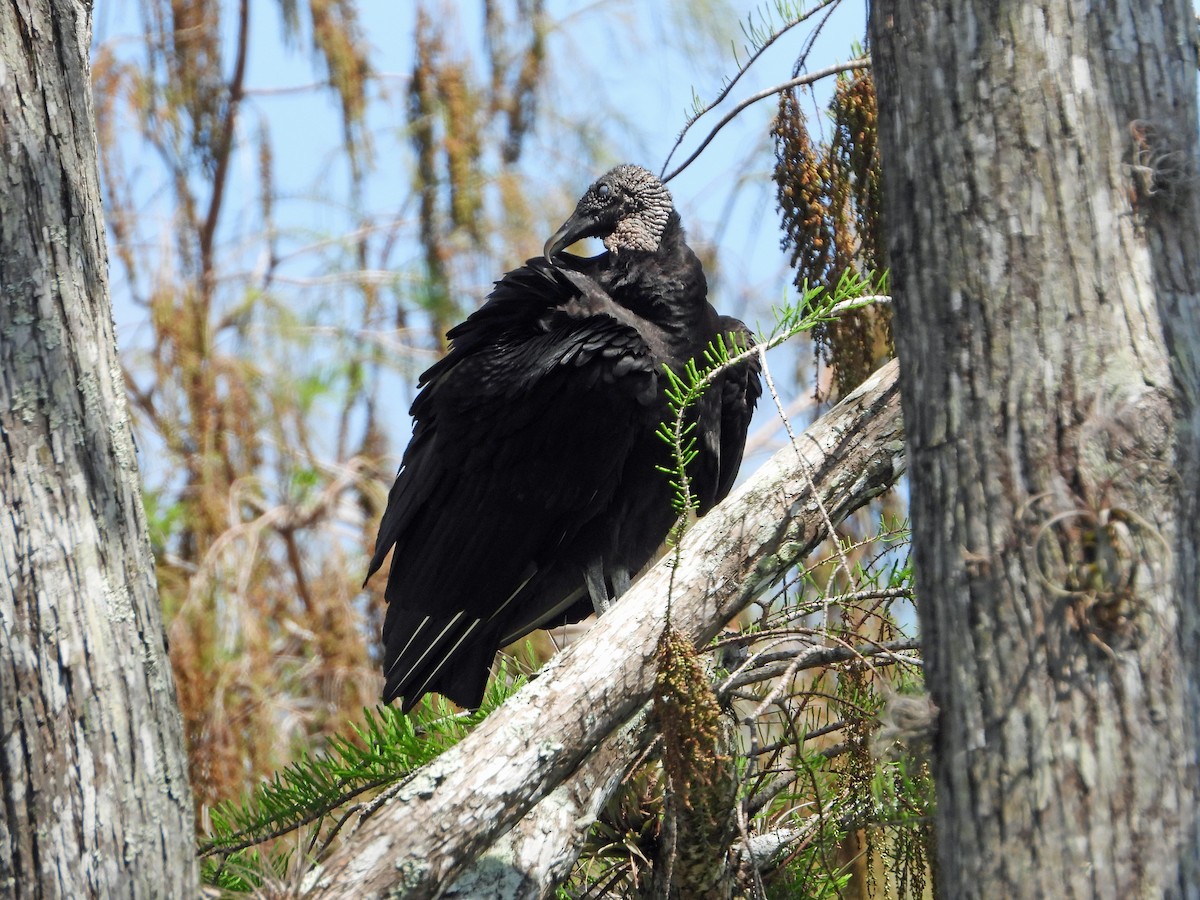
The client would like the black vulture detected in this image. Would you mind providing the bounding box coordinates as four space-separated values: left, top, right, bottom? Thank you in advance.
366 164 762 712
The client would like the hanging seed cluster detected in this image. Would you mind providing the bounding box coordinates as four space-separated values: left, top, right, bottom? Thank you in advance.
653 628 731 815
773 72 892 399
652 626 738 892
773 87 835 288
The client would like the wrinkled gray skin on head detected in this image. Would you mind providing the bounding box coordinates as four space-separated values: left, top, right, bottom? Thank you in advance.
544 164 674 260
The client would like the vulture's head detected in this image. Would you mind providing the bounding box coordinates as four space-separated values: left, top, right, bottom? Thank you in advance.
544 165 674 262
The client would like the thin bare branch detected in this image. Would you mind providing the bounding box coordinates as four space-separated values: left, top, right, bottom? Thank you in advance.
662 57 870 184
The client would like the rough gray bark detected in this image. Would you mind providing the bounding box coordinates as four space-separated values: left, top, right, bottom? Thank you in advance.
445 711 653 899
303 358 904 899
869 3 1200 896
0 1 197 897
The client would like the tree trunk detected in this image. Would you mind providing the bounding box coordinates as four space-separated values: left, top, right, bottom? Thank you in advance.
303 359 905 899
0 2 197 896
869 2 1200 896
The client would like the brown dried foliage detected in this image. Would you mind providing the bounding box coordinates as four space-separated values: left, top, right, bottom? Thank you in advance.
406 1 546 344
94 0 567 819
483 0 547 164
309 0 371 171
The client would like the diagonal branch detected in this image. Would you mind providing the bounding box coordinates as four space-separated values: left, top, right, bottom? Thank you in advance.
303 359 904 899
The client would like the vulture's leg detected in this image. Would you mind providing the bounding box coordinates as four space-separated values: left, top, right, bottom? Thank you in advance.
583 557 613 615
611 567 632 600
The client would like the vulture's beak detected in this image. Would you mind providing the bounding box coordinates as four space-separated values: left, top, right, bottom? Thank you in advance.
544 209 601 263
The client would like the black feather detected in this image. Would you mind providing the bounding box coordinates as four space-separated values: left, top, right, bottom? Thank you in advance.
365 166 761 713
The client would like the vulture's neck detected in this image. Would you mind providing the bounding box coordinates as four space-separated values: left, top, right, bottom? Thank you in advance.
609 213 709 340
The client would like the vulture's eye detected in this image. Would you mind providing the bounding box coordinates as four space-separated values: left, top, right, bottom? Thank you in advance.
596 182 611 200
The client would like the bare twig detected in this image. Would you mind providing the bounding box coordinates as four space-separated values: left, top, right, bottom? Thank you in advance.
662 58 870 184
659 0 843 178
